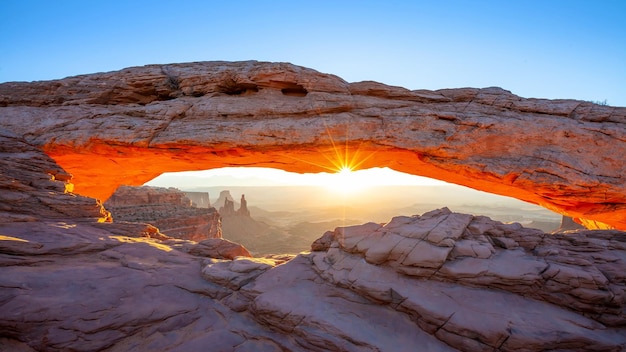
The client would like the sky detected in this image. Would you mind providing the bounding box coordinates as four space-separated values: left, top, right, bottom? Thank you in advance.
1 0 624 189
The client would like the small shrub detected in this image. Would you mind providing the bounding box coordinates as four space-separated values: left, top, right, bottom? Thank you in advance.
161 67 180 91
590 99 608 106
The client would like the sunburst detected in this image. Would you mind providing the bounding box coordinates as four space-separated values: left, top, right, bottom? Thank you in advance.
283 122 378 194
287 122 377 174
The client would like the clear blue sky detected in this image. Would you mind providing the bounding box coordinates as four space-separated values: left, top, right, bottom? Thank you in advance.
1 0 625 106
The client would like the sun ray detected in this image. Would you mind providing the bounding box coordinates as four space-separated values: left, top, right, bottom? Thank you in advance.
343 128 349 169
349 147 378 170
284 120 380 181
324 123 346 171
283 153 338 172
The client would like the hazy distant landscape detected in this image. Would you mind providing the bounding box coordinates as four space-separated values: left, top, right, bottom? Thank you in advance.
179 184 562 255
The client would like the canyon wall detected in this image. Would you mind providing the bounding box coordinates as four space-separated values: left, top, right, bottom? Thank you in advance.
0 61 624 229
105 185 221 241
184 191 211 208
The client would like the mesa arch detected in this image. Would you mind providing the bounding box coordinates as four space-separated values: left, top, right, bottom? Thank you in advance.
0 61 624 229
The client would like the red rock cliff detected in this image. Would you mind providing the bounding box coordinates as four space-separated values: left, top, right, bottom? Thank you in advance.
105 185 222 241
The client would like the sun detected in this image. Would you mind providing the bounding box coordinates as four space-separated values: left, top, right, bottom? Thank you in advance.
338 166 352 174
326 166 369 195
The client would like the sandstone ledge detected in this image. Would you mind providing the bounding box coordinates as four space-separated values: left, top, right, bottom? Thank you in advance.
3 209 624 351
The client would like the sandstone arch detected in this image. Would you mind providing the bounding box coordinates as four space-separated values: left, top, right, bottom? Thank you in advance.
0 61 624 229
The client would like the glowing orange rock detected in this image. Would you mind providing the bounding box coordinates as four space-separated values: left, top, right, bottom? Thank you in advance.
0 61 624 229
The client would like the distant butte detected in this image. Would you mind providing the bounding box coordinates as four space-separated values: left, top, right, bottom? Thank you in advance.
0 61 624 229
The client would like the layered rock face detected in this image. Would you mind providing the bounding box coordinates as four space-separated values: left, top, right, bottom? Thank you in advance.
237 194 250 217
184 191 211 208
0 133 256 351
205 208 626 351
0 61 624 229
106 185 194 207
105 185 222 241
0 129 110 223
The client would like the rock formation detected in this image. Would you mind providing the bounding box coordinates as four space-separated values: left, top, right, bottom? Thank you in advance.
214 190 236 210
0 129 110 224
0 127 625 350
184 191 211 208
202 209 626 351
105 185 221 241
555 215 587 233
216 192 279 255
237 194 250 217
219 198 236 216
0 61 624 229
106 185 193 207
217 191 250 218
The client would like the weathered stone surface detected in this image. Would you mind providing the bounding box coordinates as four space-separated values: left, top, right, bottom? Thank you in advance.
201 257 278 291
1 131 625 350
311 208 626 329
0 61 624 229
556 215 587 233
175 238 252 260
0 221 292 352
106 184 193 207
105 185 222 241
216 191 250 217
0 129 110 223
213 190 236 209
201 208 626 351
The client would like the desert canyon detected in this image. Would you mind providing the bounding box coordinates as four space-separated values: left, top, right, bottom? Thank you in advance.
0 61 625 351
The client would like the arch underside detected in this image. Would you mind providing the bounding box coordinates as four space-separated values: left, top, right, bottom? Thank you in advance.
45 138 624 230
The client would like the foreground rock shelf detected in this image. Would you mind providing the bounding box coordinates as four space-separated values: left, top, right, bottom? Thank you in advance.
1 61 624 228
1 209 625 351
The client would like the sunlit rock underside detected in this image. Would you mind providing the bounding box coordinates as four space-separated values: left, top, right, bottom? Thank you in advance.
0 61 624 229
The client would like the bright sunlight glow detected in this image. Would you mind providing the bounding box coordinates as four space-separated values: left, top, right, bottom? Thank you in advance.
326 166 366 194
146 167 447 189
338 166 352 174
